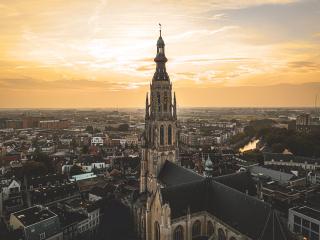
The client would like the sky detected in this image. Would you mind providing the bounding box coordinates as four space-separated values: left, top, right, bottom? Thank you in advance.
0 0 319 108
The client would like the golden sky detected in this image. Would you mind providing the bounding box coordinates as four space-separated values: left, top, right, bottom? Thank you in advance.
0 0 320 108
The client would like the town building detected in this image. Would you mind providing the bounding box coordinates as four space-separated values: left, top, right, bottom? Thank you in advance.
26 174 80 207
289 205 320 240
9 205 63 240
0 177 24 216
295 113 320 132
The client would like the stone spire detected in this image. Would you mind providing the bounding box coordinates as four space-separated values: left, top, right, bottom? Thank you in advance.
173 92 177 119
153 23 169 82
145 92 149 120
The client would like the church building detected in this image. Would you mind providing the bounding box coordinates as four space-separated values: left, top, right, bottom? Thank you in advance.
133 27 290 240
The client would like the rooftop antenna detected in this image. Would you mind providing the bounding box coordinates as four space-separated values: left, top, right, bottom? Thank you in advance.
159 23 162 37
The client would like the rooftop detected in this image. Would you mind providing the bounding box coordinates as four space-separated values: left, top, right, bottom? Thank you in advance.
291 206 320 222
158 162 290 240
49 205 87 227
158 160 204 187
12 205 56 227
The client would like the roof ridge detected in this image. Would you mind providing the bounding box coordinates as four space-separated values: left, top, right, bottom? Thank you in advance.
258 209 272 240
274 211 288 240
214 171 249 180
161 179 206 191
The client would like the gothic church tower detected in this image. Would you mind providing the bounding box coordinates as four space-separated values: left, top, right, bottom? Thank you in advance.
140 27 178 194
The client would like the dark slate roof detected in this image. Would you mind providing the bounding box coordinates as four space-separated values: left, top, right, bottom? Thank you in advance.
157 161 204 187
249 166 294 184
161 180 207 218
161 178 289 240
214 171 257 196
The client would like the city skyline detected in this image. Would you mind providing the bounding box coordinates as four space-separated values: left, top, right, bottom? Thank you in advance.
0 0 320 108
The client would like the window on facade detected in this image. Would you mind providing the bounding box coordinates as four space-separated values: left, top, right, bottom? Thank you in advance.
207 221 214 236
294 223 301 233
311 231 319 240
168 125 172 145
302 227 309 238
218 228 226 240
154 221 160 240
302 219 310 228
40 232 46 240
294 215 301 224
192 220 201 239
160 125 164 145
173 225 184 240
311 222 319 232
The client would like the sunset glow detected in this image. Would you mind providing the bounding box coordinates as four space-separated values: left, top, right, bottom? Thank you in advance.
0 0 319 108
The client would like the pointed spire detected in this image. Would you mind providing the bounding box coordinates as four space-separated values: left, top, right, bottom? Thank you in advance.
146 92 149 105
159 23 162 37
173 92 177 119
145 92 149 119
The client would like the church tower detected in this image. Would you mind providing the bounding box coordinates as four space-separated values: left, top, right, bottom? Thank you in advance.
140 26 178 193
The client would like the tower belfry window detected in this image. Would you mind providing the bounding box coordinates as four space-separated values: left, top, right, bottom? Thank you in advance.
160 125 164 145
164 92 168 111
168 125 172 145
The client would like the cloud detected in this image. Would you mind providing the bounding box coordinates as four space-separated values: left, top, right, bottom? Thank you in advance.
0 77 149 92
167 26 238 42
288 61 320 71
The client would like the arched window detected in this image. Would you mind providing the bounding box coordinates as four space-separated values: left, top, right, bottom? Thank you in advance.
157 92 161 112
207 221 214 236
160 125 164 145
154 221 160 240
218 228 226 240
168 125 172 145
173 225 184 240
192 220 201 239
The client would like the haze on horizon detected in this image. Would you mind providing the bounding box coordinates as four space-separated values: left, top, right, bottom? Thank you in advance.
0 0 319 108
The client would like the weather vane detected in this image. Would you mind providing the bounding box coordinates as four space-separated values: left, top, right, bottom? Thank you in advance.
159 23 162 36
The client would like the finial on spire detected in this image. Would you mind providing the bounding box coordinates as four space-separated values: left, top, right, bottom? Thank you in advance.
159 23 162 37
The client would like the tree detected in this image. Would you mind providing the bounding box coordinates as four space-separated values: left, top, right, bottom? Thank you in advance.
86 125 94 134
271 143 285 153
118 124 129 132
23 161 48 177
244 125 255 137
82 145 89 154
33 151 54 173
